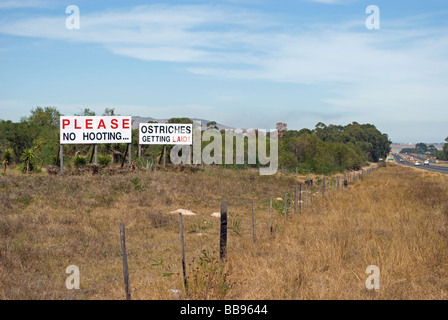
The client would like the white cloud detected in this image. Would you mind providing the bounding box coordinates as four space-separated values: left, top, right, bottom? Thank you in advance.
0 3 447 139
303 0 357 4
110 46 207 63
0 0 53 9
0 5 278 61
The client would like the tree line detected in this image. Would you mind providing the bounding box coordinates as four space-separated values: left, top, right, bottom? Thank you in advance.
400 141 448 160
0 106 392 174
277 121 391 174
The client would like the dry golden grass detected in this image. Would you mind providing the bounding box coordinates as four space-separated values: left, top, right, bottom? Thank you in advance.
0 164 447 300
0 166 297 300
227 165 448 300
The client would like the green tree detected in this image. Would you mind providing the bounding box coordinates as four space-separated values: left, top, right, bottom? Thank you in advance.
444 138 448 160
435 137 448 160
18 107 62 166
415 143 428 154
2 148 13 163
0 120 36 162
207 121 219 130
163 118 194 164
282 129 311 139
278 121 386 173
341 122 391 162
167 117 193 124
103 108 116 116
427 145 437 155
75 108 96 116
400 148 416 154
20 145 39 173
22 106 61 129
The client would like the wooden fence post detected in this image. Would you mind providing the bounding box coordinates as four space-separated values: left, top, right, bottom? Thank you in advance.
120 223 131 300
291 188 294 212
220 200 228 260
284 192 287 221
322 176 326 198
305 185 308 209
299 184 302 214
121 145 129 168
294 186 298 214
158 145 164 165
60 144 64 176
89 144 95 164
251 200 255 242
178 213 188 295
94 144 98 164
309 186 312 208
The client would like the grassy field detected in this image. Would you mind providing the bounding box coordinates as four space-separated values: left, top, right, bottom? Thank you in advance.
0 164 447 300
227 165 448 299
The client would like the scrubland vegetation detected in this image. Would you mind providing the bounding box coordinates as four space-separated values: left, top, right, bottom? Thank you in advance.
0 107 392 175
1 164 447 300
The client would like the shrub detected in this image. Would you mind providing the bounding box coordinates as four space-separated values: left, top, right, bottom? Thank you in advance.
188 248 231 300
73 155 88 168
130 177 146 192
85 163 102 174
20 146 39 173
2 148 13 163
97 154 112 167
17 161 35 173
45 165 60 175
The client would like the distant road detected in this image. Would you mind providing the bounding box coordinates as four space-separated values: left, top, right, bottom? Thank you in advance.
392 154 448 175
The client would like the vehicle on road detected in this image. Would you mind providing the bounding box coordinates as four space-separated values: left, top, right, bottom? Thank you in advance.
424 160 429 165
400 159 404 162
415 161 420 166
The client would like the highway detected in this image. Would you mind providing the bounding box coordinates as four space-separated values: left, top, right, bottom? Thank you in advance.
392 153 448 175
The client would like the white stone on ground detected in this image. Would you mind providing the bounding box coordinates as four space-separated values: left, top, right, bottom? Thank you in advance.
169 209 197 216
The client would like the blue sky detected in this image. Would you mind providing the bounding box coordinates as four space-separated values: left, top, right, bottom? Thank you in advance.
0 0 447 143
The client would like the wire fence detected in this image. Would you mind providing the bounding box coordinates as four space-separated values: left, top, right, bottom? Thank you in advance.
0 165 379 300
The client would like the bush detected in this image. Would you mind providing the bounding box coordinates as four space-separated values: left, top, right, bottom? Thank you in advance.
85 163 102 174
97 154 112 167
17 161 35 173
2 148 13 163
45 165 60 175
73 155 88 168
279 151 299 171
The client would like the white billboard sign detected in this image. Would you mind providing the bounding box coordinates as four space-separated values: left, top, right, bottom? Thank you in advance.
60 116 132 144
139 123 192 145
